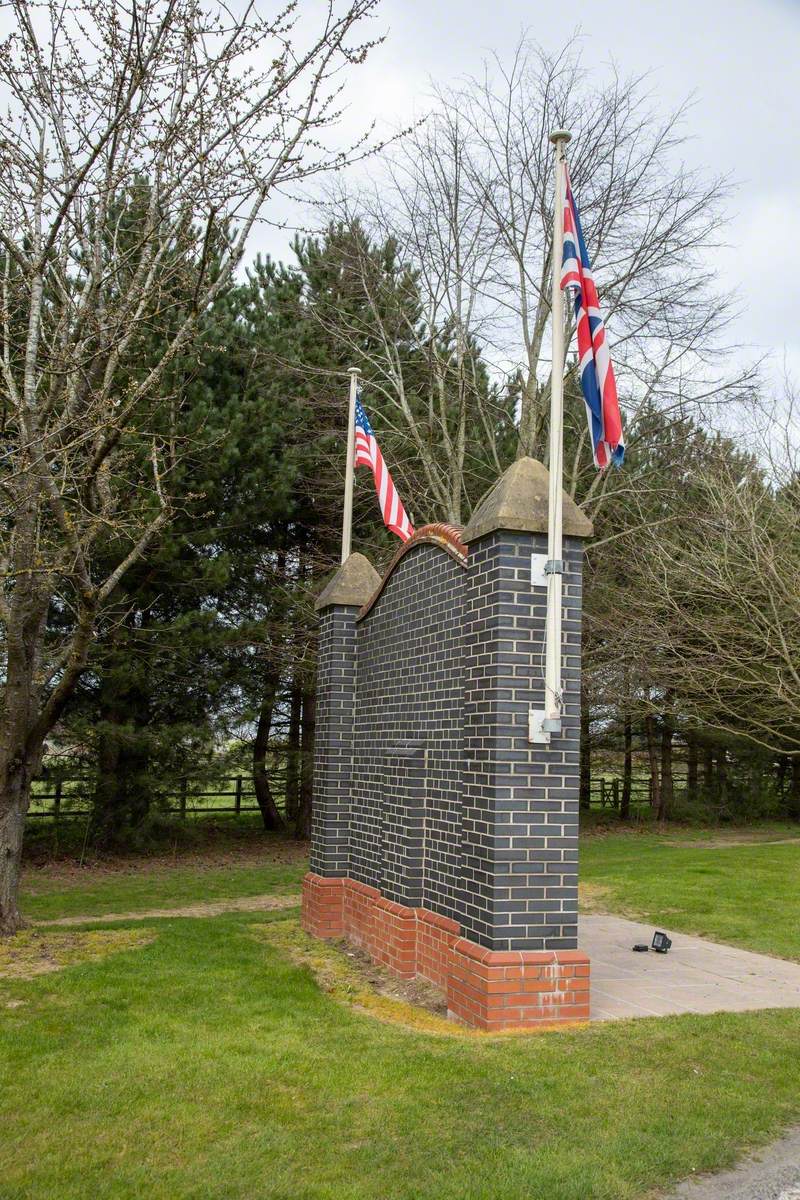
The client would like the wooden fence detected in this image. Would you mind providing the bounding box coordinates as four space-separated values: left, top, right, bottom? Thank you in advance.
588 776 688 811
26 776 276 820
27 772 676 821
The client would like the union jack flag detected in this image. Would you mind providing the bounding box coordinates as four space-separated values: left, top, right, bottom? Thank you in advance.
354 393 414 542
561 165 624 468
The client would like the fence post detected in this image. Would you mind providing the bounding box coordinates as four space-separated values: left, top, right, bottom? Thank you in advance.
54 778 62 821
612 778 619 810
235 776 243 816
180 776 187 820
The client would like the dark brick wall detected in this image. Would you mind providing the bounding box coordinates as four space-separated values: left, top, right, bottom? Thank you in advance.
349 543 466 920
311 528 585 952
309 606 359 878
460 532 583 950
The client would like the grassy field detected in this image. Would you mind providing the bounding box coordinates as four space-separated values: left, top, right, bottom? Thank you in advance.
581 824 800 960
21 856 306 921
20 814 306 920
1 825 799 1199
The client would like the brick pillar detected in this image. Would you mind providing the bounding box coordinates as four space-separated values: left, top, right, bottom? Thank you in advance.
302 552 379 938
452 457 593 1028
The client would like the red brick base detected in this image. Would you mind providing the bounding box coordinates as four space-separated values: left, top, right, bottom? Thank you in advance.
301 872 590 1031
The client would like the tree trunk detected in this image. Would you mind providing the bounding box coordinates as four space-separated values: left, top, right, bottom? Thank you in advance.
296 686 316 839
94 727 153 846
687 732 699 803
1 599 52 929
252 668 285 832
789 757 800 821
0 539 50 935
703 743 715 794
621 714 632 821
91 616 154 844
579 683 591 811
1 528 96 933
2 657 88 931
645 714 661 814
659 705 674 821
285 678 302 824
93 721 121 838
93 676 153 845
777 755 789 798
0 762 35 936
716 749 729 814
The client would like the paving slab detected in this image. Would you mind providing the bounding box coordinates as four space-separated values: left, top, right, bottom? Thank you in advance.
579 915 800 1021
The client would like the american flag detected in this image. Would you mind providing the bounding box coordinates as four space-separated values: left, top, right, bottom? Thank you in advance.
354 393 414 542
560 164 624 468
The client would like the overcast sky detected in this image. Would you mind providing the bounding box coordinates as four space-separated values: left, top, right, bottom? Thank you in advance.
4 0 796 388
252 0 800 391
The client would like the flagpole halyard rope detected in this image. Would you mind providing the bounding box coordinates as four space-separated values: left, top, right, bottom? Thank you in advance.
543 129 572 734
341 367 361 563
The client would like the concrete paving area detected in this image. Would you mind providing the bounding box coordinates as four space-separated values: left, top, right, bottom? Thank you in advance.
579 915 800 1021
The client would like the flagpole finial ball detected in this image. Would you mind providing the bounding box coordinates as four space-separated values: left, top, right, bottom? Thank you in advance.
549 129 572 145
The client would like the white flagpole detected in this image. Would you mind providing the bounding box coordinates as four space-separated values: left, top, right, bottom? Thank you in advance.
341 366 361 563
544 129 571 730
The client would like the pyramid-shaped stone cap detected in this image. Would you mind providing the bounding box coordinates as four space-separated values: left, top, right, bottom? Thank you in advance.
315 552 381 612
461 457 593 544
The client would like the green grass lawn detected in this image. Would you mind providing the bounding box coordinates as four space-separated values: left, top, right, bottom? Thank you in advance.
21 859 306 922
581 826 800 960
2 828 800 1199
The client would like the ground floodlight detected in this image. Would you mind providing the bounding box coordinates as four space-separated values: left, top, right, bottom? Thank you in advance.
652 931 672 954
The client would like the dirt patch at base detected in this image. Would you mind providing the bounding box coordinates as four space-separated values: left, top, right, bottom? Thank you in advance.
253 917 461 1035
253 917 577 1039
0 927 154 980
37 893 300 927
332 942 449 1017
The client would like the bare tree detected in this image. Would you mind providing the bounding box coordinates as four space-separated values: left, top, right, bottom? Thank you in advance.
313 104 506 525
315 35 756 529
0 0 379 934
583 367 800 769
628 452 800 758
455 41 753 494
